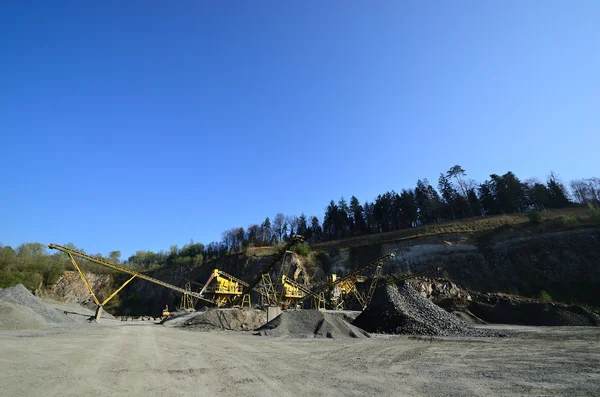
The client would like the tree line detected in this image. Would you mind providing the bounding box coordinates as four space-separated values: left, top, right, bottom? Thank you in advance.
2 166 599 277
126 165 598 269
0 242 121 290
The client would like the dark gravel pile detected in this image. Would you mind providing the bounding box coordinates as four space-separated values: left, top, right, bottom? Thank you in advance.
162 308 267 331
0 284 75 328
353 283 501 337
469 298 600 326
255 310 370 339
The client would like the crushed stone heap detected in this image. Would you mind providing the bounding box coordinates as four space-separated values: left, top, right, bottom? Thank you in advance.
0 284 75 330
353 283 502 337
255 310 370 339
162 308 267 331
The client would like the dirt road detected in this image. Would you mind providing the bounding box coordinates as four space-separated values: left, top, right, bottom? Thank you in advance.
0 322 599 396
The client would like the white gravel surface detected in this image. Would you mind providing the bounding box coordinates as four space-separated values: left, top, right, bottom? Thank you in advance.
0 323 598 396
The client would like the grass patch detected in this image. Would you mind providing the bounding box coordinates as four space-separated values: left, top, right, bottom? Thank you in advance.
311 208 588 251
588 203 600 221
561 216 580 229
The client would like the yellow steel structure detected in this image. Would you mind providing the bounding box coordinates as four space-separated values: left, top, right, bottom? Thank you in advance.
329 273 368 310
65 252 101 306
203 268 246 307
281 275 326 309
280 275 304 307
179 282 197 311
260 273 278 306
48 243 216 319
299 253 396 310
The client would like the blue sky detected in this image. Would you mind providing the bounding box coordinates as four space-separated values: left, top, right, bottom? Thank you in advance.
1 1 598 258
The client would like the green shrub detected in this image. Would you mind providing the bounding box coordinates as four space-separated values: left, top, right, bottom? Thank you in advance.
562 216 580 229
43 264 65 286
538 290 553 302
526 210 543 224
0 271 43 291
294 243 311 256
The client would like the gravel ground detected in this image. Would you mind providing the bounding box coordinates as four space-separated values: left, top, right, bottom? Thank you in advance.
255 310 369 339
354 283 503 336
0 323 598 397
0 285 75 329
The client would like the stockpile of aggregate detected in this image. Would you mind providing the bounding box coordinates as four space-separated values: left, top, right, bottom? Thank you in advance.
162 308 267 331
0 284 75 330
468 295 600 326
0 301 46 330
353 283 502 337
255 310 370 339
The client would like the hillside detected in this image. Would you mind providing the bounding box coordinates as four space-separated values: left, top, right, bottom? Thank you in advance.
4 207 599 315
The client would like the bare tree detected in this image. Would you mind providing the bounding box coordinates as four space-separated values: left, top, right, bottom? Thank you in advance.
570 178 600 204
286 215 299 237
272 213 287 243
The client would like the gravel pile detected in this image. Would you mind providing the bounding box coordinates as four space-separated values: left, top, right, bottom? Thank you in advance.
0 301 46 330
0 284 75 329
353 283 501 337
46 301 117 323
255 310 370 339
162 308 267 332
469 299 600 326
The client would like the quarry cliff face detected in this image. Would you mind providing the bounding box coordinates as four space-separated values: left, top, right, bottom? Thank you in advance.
37 271 113 303
321 227 600 307
42 228 600 315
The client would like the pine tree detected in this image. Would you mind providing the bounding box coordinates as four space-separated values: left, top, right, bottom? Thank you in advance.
546 172 570 208
297 213 308 236
349 196 366 236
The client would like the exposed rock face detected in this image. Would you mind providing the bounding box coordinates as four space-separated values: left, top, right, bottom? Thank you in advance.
319 228 600 308
40 227 600 317
410 278 600 327
37 271 113 303
408 278 472 304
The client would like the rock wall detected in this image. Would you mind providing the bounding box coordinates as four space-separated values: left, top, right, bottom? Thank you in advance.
37 271 114 303
42 227 600 315
317 228 600 308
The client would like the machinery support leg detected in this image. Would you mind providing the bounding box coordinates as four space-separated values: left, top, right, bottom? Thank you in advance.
241 294 251 308
95 305 104 320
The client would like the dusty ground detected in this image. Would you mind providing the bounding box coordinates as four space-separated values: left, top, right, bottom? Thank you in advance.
0 321 599 397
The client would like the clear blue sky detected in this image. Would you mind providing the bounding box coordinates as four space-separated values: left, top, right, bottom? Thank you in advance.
1 1 598 258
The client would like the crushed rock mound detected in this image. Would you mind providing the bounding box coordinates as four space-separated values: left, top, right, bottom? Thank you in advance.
353 283 500 337
162 308 267 331
255 310 370 339
0 301 46 330
0 284 75 329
